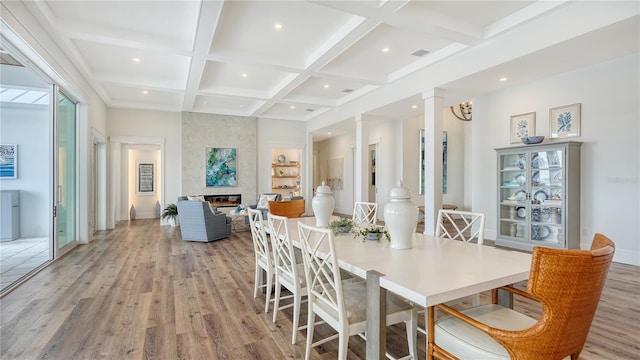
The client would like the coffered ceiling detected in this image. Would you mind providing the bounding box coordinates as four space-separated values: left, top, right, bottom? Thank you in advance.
7 1 640 128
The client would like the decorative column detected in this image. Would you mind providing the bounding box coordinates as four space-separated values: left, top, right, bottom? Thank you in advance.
354 114 369 202
423 89 445 235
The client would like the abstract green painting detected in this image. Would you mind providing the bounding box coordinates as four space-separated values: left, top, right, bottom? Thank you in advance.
206 147 237 186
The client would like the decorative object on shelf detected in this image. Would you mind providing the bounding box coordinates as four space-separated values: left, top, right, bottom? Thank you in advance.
550 103 581 138
328 217 354 236
279 170 285 176
206 147 237 187
278 154 286 164
161 203 178 226
510 223 517 237
383 180 418 250
450 101 472 121
356 225 390 242
510 112 536 144
521 136 545 145
312 181 335 227
509 206 516 220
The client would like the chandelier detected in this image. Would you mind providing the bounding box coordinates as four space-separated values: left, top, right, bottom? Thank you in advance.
450 101 472 121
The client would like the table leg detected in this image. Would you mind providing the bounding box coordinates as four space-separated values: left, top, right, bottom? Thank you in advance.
497 288 514 308
366 270 386 360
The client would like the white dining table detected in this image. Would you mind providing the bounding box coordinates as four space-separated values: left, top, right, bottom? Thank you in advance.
283 216 532 360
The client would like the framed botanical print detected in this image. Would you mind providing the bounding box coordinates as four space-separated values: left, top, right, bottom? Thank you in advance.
550 103 581 138
510 112 536 144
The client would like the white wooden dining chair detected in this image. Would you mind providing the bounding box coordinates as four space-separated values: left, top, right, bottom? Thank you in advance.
268 213 308 344
352 201 378 225
297 222 417 360
247 208 274 313
435 209 486 244
418 209 487 336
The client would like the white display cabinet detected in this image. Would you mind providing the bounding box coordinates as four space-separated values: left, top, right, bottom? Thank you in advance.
495 141 582 251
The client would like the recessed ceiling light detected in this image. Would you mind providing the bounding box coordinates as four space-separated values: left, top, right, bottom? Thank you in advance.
132 58 140 63
328 132 332 135
500 77 508 82
411 105 417 109
290 105 295 110
382 47 390 53
142 90 148 94
239 104 244 108
241 73 248 78
323 84 329 89
274 23 283 30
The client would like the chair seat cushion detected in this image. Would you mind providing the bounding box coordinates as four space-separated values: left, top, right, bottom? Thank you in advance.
435 304 537 359
316 281 412 324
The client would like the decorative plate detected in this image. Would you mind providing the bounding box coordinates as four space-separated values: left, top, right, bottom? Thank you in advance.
551 188 562 200
512 155 526 169
532 154 548 169
514 173 526 186
553 172 562 185
531 225 552 241
534 189 549 202
509 190 527 201
548 151 561 166
532 207 551 222
516 206 527 219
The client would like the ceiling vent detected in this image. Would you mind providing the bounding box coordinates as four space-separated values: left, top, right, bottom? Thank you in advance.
305 108 315 112
341 88 354 93
411 49 430 57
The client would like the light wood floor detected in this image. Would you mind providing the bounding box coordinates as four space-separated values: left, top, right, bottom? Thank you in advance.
1 219 638 359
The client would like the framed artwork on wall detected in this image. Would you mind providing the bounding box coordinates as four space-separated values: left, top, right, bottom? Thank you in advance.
0 144 18 179
550 103 581 138
136 162 155 195
326 157 344 190
206 147 237 186
418 130 447 194
510 112 536 144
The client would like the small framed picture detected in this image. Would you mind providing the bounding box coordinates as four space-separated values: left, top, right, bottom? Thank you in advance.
550 103 581 138
510 112 536 144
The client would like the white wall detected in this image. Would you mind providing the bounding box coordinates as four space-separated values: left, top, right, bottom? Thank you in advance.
257 118 307 205
127 147 161 219
472 54 639 265
182 112 257 206
0 104 49 237
107 108 182 216
402 112 468 212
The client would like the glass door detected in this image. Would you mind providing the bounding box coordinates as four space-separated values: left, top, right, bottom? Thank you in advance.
55 89 77 254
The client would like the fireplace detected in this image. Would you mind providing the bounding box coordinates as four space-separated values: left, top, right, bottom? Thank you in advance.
203 194 242 208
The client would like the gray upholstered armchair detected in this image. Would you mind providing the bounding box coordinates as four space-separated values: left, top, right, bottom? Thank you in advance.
176 197 232 242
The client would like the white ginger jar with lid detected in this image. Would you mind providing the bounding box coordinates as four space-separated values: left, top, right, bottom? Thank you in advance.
312 181 335 227
383 180 418 249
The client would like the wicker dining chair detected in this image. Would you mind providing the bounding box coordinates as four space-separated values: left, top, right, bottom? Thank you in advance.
427 233 615 360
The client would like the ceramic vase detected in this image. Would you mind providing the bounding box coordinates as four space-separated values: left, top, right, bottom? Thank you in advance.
383 181 418 249
312 181 335 227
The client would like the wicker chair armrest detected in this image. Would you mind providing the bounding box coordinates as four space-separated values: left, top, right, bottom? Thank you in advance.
435 303 492 333
491 285 539 304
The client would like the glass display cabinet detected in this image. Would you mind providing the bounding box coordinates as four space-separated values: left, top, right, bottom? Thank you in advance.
496 141 582 251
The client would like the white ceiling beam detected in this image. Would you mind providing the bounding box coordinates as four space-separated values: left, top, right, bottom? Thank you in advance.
182 0 224 112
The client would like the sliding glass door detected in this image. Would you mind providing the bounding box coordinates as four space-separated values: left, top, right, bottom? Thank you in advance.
55 89 77 253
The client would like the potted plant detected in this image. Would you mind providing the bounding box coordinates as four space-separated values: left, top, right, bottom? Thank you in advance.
161 203 179 226
328 217 355 235
357 225 390 242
